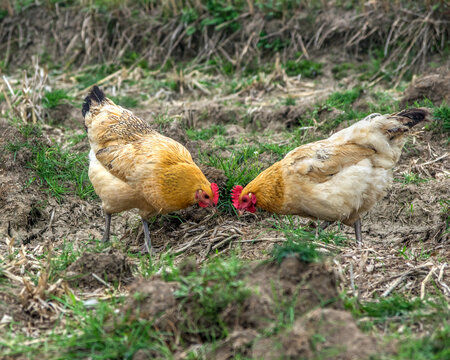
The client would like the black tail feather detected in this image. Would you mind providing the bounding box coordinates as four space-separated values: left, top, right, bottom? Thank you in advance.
82 86 105 118
396 108 430 128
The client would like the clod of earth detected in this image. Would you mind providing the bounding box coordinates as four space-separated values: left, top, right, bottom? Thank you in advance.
65 251 133 289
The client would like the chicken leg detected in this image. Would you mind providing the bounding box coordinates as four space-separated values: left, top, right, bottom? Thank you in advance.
102 213 112 243
142 219 152 254
354 219 362 244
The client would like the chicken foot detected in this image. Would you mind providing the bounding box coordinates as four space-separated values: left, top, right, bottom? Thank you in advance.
102 213 112 243
142 219 152 254
354 219 362 244
319 219 363 244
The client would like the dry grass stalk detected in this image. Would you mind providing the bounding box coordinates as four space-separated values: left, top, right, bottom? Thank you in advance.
1 2 446 81
3 56 48 123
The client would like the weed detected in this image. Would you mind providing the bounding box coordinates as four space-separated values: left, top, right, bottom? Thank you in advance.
283 59 323 78
200 148 263 210
395 172 429 185
200 0 243 33
433 103 450 133
27 143 94 200
271 237 320 264
170 255 251 341
325 87 362 110
42 89 70 109
282 96 296 106
186 125 226 141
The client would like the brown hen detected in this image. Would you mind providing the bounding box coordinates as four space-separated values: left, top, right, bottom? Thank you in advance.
82 86 219 253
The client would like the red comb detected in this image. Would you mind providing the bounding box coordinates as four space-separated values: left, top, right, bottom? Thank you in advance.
211 183 219 205
231 185 243 209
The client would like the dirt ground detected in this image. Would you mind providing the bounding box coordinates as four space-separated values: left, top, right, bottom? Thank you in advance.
0 59 449 358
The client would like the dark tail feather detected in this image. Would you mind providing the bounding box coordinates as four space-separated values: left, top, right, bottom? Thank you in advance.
82 86 105 118
396 108 430 128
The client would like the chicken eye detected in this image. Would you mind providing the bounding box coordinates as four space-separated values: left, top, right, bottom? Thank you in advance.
204 194 209 199
243 198 248 202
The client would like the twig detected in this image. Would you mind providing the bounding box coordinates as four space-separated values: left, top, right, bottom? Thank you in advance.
235 237 286 243
2 75 15 96
416 153 448 167
211 234 240 250
92 273 113 289
382 275 406 297
349 262 357 297
420 266 436 300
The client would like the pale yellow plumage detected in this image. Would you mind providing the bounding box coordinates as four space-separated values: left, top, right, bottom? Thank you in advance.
235 109 429 241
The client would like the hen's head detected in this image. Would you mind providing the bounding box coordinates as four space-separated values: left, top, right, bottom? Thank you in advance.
231 185 257 215
196 183 219 208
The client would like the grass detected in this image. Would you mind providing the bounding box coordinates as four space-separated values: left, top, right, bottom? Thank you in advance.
5 124 95 201
271 237 321 264
43 89 71 109
395 172 429 185
392 323 450 360
169 255 251 341
283 59 323 78
186 125 226 141
1 252 252 358
74 64 119 89
199 147 264 211
332 62 355 80
433 103 450 133
27 143 94 200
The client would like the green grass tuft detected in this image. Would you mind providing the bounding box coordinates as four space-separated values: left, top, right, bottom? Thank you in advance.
325 87 362 110
186 125 226 141
433 103 450 132
200 147 264 211
43 89 70 109
395 172 429 185
170 255 251 341
284 59 323 78
27 143 95 200
271 237 321 264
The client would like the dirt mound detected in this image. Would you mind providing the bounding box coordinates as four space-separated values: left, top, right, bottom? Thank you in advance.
239 256 342 329
0 119 50 243
400 68 450 107
123 279 179 329
122 256 344 358
251 308 377 360
45 103 81 130
65 250 133 289
249 105 310 130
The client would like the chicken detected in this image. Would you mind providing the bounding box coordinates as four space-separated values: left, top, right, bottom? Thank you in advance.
82 86 219 253
231 108 429 243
